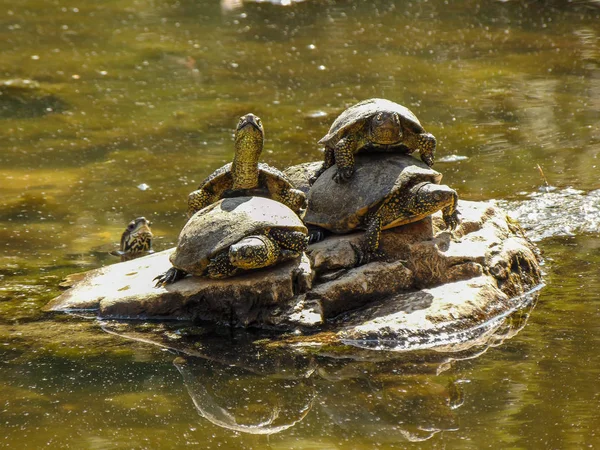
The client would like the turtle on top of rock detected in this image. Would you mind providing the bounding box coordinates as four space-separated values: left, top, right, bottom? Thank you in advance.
187 113 307 218
153 196 309 286
285 153 459 265
311 98 437 184
121 99 457 282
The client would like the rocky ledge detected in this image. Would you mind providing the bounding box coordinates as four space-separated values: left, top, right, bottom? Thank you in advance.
45 200 542 350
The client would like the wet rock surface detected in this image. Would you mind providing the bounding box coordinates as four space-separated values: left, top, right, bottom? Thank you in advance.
498 188 600 241
46 199 542 349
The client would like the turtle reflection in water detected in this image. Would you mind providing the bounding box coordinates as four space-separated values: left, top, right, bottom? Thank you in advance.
303 154 459 265
111 217 154 262
187 113 306 218
154 197 308 285
312 98 437 184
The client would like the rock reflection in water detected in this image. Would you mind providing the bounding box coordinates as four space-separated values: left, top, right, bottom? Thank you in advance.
174 356 316 435
99 297 536 441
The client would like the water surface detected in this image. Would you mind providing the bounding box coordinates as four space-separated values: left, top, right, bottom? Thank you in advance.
1 0 599 447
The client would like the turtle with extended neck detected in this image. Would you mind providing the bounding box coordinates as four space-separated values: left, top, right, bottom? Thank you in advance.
187 113 307 218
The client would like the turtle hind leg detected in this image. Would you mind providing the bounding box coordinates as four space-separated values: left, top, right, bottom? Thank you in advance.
309 147 336 185
154 267 187 287
207 251 240 279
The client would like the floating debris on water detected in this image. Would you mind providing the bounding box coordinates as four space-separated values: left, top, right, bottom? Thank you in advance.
137 183 150 191
437 155 468 163
305 110 328 119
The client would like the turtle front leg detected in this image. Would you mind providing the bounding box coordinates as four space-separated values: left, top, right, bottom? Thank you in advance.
263 176 308 217
154 267 188 287
309 147 336 185
332 136 357 183
187 188 215 218
269 228 309 253
404 132 436 167
352 215 384 265
206 251 241 279
441 189 460 230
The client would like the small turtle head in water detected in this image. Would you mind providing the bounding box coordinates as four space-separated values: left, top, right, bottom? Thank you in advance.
116 217 154 261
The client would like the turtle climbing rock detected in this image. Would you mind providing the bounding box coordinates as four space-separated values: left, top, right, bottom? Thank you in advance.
187 113 307 218
312 98 437 184
154 196 309 285
111 217 154 262
292 154 459 265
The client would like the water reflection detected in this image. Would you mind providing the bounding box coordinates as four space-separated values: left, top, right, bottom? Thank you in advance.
99 296 536 440
174 356 316 435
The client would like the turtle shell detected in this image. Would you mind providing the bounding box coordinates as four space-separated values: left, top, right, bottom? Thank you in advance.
199 162 296 192
318 98 424 147
304 154 442 233
170 196 307 275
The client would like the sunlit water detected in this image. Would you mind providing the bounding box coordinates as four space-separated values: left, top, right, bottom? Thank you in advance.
1 0 599 448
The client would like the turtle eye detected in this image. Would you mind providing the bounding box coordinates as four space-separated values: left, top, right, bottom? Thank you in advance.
127 222 135 231
376 113 382 121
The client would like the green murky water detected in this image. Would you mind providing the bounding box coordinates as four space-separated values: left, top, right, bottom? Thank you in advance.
1 0 599 447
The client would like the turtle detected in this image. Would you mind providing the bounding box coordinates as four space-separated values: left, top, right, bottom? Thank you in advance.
111 217 154 262
312 98 437 184
295 154 459 265
154 196 309 285
187 113 307 218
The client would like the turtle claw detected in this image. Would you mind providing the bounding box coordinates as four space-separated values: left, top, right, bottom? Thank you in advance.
308 228 327 244
443 210 461 230
333 167 354 184
153 267 186 287
422 153 434 167
350 243 384 266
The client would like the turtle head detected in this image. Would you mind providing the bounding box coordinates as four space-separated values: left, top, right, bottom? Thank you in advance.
120 217 153 254
229 234 278 270
235 113 264 155
413 183 460 229
370 111 402 145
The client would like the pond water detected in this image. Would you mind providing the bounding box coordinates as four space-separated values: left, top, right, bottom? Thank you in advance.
1 0 599 447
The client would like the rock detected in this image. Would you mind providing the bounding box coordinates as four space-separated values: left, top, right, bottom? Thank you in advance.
46 199 543 350
44 249 313 327
336 276 517 350
307 260 413 318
